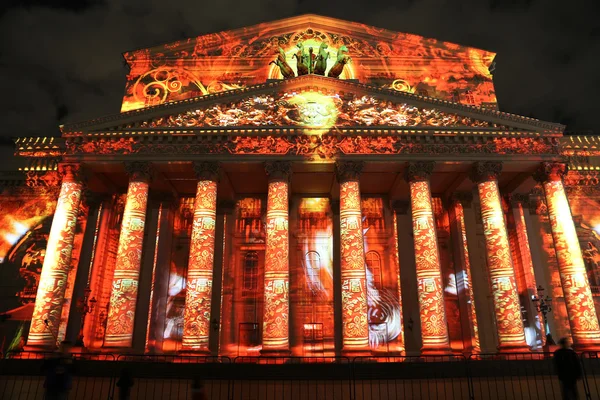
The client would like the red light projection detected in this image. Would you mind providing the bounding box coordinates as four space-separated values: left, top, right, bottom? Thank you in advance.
262 163 291 353
408 174 450 353
182 176 218 352
139 93 504 130
539 164 600 348
337 162 369 352
105 167 150 348
28 166 83 347
474 164 528 351
121 15 496 111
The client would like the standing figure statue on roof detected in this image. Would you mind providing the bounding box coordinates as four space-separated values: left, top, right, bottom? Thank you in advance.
293 41 309 76
327 45 351 79
270 47 295 79
313 43 329 76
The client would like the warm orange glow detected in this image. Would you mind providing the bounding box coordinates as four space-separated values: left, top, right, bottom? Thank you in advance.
262 180 290 352
28 178 83 347
477 180 528 350
409 180 450 352
392 211 405 351
544 179 600 347
182 180 218 351
339 180 369 351
105 178 150 347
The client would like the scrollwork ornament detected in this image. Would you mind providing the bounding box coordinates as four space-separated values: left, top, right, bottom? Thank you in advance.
264 161 292 182
335 161 364 182
193 161 220 182
533 162 568 183
125 161 152 182
405 161 435 182
470 161 502 183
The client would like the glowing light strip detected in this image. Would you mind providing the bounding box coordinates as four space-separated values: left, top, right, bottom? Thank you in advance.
544 179 600 346
477 180 527 350
104 179 149 347
393 211 405 351
409 180 450 352
339 180 369 351
145 203 162 350
262 180 290 352
28 179 83 347
182 180 218 351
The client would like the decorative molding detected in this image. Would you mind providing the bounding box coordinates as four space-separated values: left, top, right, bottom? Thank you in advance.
405 161 435 182
334 161 364 182
532 162 568 183
264 161 292 181
125 161 152 181
470 161 502 183
25 170 61 188
193 161 220 181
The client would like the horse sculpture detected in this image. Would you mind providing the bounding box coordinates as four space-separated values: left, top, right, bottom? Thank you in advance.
313 42 329 76
269 46 295 79
327 45 351 79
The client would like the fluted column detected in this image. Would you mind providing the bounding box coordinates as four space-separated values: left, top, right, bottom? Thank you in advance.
336 161 369 353
534 162 600 349
104 162 151 348
261 161 291 354
471 162 528 351
28 164 84 348
406 162 451 354
181 162 220 352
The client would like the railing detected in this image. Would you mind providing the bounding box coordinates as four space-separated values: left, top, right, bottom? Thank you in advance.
2 352 600 399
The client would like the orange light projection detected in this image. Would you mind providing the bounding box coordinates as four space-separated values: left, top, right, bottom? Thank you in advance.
452 201 480 351
477 180 528 350
28 167 83 347
543 176 600 347
262 179 290 352
392 211 405 351
409 180 450 353
105 172 150 347
182 179 218 351
339 179 369 351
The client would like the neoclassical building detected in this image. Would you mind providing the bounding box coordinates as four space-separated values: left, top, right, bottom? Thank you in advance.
2 15 600 357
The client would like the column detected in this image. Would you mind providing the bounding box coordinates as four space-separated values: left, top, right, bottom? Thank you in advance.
336 161 369 353
534 162 600 349
448 194 480 352
471 161 528 351
104 162 151 348
261 161 291 354
182 162 220 352
28 164 84 348
405 161 451 354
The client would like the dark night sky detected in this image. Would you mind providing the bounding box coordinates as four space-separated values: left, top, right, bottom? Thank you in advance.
1 0 599 151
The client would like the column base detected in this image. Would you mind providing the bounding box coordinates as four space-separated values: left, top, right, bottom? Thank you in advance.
178 348 212 356
342 348 372 359
573 343 600 352
259 348 291 357
420 347 453 356
497 344 531 353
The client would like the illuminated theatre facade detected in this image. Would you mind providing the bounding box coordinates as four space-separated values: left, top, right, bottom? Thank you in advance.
5 14 600 357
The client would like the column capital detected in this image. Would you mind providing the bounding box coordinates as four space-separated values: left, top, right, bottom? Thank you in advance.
264 161 292 182
391 200 410 215
58 163 84 183
335 161 364 182
470 161 503 183
450 192 473 208
193 161 220 181
405 161 435 182
533 162 567 183
125 161 152 181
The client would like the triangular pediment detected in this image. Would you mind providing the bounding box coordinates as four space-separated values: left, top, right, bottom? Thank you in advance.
62 76 564 135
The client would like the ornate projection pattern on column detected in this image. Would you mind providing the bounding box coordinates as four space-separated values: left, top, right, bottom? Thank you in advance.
393 211 405 351
453 201 480 351
105 175 150 347
262 180 290 351
409 180 450 351
29 177 83 347
340 179 369 350
182 179 218 351
477 180 527 349
543 179 600 346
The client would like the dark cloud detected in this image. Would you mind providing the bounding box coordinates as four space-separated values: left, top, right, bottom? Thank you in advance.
0 0 598 144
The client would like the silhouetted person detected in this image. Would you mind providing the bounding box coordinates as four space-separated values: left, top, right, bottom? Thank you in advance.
116 368 134 400
553 337 582 400
191 378 207 400
42 341 74 400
